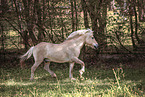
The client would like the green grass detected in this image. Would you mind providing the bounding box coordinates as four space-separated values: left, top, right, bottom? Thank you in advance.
0 65 145 97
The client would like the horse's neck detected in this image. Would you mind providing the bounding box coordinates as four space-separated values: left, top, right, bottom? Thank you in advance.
65 35 86 50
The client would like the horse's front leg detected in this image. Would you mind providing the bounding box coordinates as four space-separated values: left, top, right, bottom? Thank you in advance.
69 62 76 80
72 57 85 77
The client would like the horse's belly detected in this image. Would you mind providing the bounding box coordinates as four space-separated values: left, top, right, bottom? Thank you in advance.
46 53 70 63
48 57 69 63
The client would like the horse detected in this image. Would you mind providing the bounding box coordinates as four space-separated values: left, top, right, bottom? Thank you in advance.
20 29 98 80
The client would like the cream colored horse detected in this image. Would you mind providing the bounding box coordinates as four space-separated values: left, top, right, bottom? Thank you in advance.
20 29 98 80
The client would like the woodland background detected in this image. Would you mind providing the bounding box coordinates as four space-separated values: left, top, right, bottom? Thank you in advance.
0 0 145 66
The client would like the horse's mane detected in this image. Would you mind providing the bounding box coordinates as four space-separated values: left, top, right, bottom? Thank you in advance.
66 29 93 40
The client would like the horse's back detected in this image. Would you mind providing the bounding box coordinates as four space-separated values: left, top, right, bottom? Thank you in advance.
33 42 53 59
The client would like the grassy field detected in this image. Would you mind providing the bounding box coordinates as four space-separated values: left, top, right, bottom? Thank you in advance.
0 63 145 97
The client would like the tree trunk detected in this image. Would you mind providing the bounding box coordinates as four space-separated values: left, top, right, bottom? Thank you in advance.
23 30 29 50
98 2 107 46
81 0 89 28
22 0 38 44
27 24 38 44
1 0 9 14
47 0 55 43
87 0 108 46
0 23 6 62
129 2 137 50
87 0 98 32
134 5 141 44
74 0 78 31
35 0 45 41
71 0 75 32
129 16 136 50
138 0 145 22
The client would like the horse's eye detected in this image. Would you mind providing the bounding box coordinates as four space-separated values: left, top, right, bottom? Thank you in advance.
92 37 94 39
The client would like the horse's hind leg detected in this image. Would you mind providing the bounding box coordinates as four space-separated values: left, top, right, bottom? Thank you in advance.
44 62 57 78
30 60 42 80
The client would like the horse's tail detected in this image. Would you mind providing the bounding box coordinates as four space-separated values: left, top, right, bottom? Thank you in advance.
20 46 34 68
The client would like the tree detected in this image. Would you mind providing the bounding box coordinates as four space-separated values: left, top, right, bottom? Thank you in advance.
1 0 145 54
81 0 111 52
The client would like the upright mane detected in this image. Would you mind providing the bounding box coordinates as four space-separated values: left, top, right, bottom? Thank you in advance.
67 29 93 40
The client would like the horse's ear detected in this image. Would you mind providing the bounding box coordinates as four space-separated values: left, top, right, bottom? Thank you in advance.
85 29 93 33
85 30 89 33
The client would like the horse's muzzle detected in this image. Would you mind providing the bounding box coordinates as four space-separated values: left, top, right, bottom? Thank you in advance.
94 44 98 49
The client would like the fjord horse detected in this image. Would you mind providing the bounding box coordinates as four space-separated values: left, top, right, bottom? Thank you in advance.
20 29 98 80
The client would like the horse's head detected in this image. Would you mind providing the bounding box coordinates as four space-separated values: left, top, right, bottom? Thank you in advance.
67 29 98 49
85 29 98 49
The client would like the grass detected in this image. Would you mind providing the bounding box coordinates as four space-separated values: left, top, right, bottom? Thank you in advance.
0 64 145 97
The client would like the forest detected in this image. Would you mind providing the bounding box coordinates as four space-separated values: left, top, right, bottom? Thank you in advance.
0 0 145 96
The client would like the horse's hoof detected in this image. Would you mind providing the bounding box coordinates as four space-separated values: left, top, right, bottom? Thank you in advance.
79 73 82 78
79 74 84 80
51 73 57 78
71 78 76 80
30 78 34 81
79 70 84 75
80 77 84 80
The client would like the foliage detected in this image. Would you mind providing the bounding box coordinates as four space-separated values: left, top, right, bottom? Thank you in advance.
0 0 145 53
106 8 145 53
